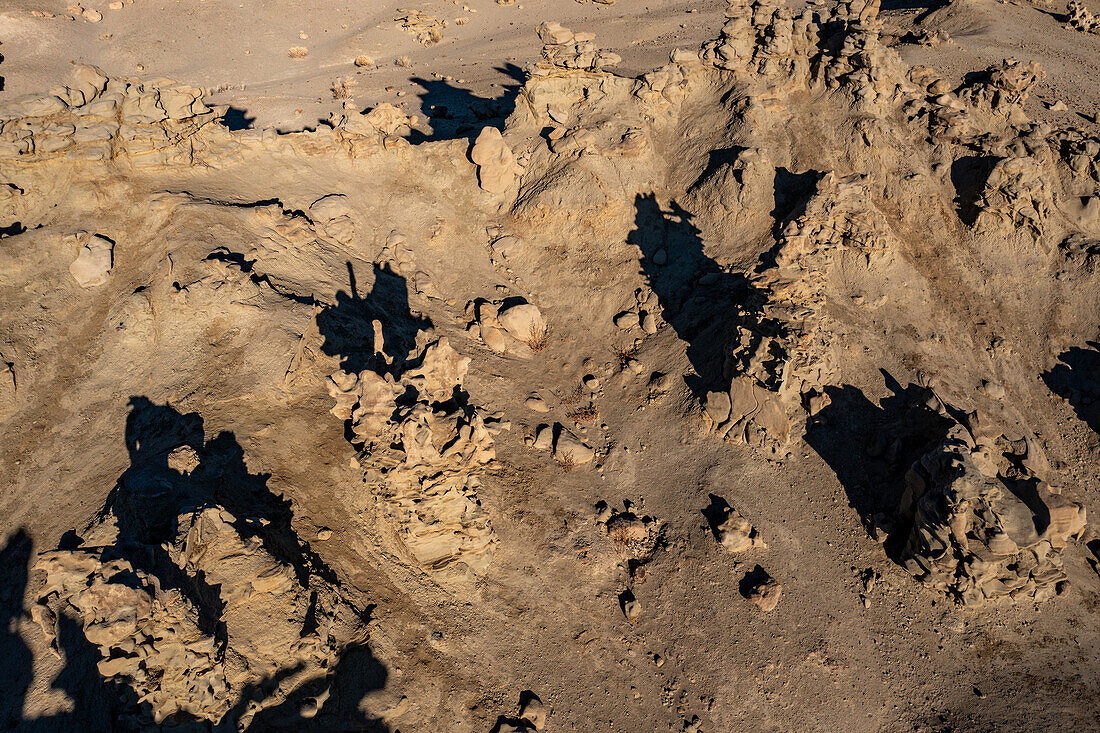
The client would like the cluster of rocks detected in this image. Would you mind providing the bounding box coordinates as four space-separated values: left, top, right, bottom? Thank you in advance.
328 101 416 156
529 422 596 466
695 0 918 113
973 153 1054 238
631 49 701 109
612 289 659 336
700 0 819 82
595 501 662 560
395 9 445 46
530 22 622 75
0 65 219 165
34 503 365 727
468 297 548 355
328 334 508 573
904 58 1044 142
1067 0 1100 34
956 59 1044 129
897 412 1087 605
707 173 898 449
690 0 1043 134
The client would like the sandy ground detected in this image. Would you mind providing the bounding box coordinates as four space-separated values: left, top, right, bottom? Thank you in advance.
1 0 728 130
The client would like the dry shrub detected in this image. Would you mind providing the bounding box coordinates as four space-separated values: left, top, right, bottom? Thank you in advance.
567 406 599 423
612 343 638 368
288 46 309 59
561 385 584 406
525 323 551 352
331 77 357 99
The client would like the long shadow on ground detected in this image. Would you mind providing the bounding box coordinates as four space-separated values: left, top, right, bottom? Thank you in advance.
1043 341 1100 435
803 372 955 557
316 262 432 376
628 193 748 397
409 63 525 143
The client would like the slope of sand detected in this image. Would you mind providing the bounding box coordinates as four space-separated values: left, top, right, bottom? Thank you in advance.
2 0 1100 731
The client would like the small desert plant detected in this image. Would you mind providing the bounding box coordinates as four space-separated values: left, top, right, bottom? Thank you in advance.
288 46 309 59
612 343 638 368
557 453 576 473
354 55 374 68
525 323 551 352
395 56 412 68
566 405 600 424
561 385 584 406
331 77 357 99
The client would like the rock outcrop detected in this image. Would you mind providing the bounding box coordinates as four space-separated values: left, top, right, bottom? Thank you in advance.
35 503 366 727
328 331 508 574
897 415 1087 605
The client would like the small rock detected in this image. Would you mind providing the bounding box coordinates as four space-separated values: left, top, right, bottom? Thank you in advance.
614 311 639 330
69 234 114 287
704 391 731 424
716 509 764 553
481 325 508 354
979 380 1006 399
83 7 102 21
582 374 600 392
167 446 200 475
554 429 594 465
640 311 657 334
470 126 520 193
652 249 668 265
497 302 546 342
490 235 523 259
518 694 548 730
317 528 333 541
746 575 782 612
533 424 554 451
